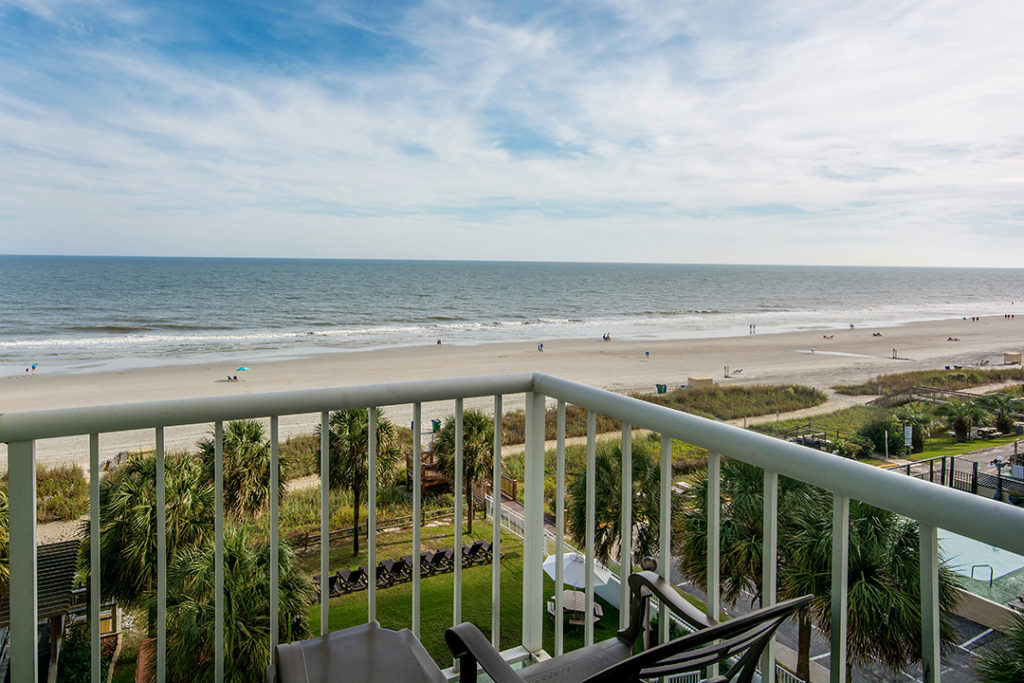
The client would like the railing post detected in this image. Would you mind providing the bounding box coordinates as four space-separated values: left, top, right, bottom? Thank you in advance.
156 428 167 683
214 422 225 681
619 423 632 629
830 494 849 683
453 400 463 636
89 434 101 683
761 470 779 683
555 400 566 655
320 412 330 636
368 408 378 623
972 461 978 495
522 391 546 654
413 403 422 639
706 452 721 679
269 417 279 663
706 452 721 624
9 440 39 683
919 523 941 682
584 410 597 647
659 435 672 645
491 396 502 648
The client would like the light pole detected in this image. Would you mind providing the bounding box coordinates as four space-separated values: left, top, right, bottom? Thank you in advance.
991 457 1005 501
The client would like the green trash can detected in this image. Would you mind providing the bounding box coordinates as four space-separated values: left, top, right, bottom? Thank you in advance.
431 419 442 433
656 384 667 394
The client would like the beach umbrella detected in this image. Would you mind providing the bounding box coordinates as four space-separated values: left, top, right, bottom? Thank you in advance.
236 366 249 371
542 552 612 589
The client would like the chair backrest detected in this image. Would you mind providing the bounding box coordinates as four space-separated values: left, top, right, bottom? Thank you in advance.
587 594 811 683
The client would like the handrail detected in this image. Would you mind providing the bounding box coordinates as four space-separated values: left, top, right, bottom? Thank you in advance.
0 372 534 443
531 373 1024 556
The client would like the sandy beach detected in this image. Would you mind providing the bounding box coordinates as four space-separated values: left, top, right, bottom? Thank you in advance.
2 315 1021 469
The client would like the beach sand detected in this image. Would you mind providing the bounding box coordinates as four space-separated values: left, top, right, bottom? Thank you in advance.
2 315 1022 469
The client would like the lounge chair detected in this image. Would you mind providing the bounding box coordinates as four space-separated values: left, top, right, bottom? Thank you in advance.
462 540 486 566
338 567 367 592
364 563 393 589
446 570 811 683
428 547 455 573
385 557 412 583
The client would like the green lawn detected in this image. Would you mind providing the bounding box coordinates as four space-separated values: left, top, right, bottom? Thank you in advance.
304 520 620 667
908 433 1021 461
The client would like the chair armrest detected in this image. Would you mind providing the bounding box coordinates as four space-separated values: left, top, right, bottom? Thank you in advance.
445 623 523 683
629 571 714 630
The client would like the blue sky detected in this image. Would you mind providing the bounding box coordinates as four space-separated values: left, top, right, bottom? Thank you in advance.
1 0 1022 265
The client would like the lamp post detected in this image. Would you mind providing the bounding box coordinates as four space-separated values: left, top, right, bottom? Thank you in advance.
991 457 1005 501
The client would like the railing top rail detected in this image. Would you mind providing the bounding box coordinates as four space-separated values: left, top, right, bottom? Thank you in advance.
0 372 534 443
532 373 1024 556
4 370 1023 555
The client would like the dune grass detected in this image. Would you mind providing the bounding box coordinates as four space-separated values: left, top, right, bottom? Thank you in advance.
748 405 886 437
639 383 826 420
833 367 1024 396
1 463 90 522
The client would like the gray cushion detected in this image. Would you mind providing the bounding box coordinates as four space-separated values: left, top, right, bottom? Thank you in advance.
520 637 633 683
274 621 446 683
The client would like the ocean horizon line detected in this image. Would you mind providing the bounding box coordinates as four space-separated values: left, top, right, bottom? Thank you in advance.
4 253 1024 271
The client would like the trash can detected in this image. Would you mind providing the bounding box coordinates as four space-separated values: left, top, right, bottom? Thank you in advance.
1015 422 1024 436
431 419 442 433
656 384 667 394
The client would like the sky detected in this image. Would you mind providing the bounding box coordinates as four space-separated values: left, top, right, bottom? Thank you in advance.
1 1 1023 266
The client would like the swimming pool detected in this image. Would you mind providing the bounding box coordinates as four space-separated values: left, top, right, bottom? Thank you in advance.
939 530 1024 579
939 530 1024 605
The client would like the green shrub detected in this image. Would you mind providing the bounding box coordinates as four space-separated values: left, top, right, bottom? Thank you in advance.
857 416 904 455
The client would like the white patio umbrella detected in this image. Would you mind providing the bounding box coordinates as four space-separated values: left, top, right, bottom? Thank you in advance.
542 552 613 589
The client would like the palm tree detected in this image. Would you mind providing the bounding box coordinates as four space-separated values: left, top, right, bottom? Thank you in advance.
937 400 989 442
0 486 8 599
976 612 1024 682
197 419 289 518
674 459 961 681
566 438 671 565
316 408 401 555
433 409 494 535
84 452 213 633
164 523 315 683
976 394 1024 434
782 499 962 681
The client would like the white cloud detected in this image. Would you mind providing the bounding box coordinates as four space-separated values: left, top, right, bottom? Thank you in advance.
0 0 1022 265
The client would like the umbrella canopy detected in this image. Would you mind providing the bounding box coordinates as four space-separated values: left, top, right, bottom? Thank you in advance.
542 552 612 589
236 366 249 371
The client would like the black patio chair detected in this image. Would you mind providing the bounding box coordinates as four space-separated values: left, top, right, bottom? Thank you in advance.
338 567 367 592
462 540 486 566
429 547 455 573
365 562 393 589
446 570 811 683
385 557 412 583
412 551 435 576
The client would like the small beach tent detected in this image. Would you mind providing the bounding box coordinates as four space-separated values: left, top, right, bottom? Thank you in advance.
1004 352 1022 365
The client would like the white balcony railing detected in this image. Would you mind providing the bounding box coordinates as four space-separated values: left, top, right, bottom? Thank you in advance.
2 372 1023 683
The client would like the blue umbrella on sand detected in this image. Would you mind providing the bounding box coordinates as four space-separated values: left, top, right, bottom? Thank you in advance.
236 366 249 372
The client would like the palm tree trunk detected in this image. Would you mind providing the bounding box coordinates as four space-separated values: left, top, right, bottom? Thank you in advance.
466 478 474 535
352 486 361 556
796 613 811 682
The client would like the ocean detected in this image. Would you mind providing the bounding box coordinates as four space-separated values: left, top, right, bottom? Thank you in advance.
2 255 1022 375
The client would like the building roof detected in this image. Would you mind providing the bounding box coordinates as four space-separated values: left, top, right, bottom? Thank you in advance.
0 539 81 627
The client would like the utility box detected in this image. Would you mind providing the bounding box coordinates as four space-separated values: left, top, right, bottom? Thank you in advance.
1004 351 1022 364
687 377 714 390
